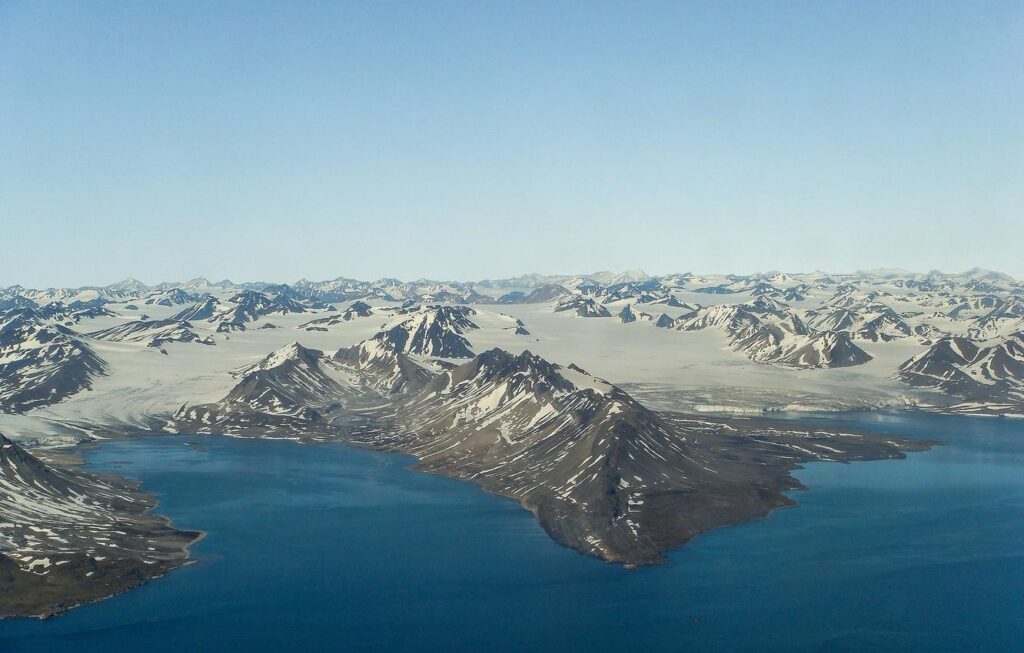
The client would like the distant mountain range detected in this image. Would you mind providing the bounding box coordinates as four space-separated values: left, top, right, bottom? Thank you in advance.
3 268 1022 415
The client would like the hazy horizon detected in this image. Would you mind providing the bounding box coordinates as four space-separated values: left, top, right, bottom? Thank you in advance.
2 266 1019 291
2 2 1021 287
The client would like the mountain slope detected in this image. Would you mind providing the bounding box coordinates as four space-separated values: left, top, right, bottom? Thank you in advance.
895 333 1024 413
89 319 214 348
173 342 351 435
0 309 107 413
0 433 199 618
171 340 930 567
373 305 479 358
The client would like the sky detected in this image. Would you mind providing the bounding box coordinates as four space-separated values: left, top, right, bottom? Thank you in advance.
1 1 1021 287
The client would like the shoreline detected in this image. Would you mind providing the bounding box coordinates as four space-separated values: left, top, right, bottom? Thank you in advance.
1 407 941 619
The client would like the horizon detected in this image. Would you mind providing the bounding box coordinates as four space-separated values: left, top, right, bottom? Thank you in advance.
2 1 1022 286
1 265 1019 291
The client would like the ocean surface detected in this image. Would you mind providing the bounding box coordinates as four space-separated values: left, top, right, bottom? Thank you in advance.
2 412 1022 652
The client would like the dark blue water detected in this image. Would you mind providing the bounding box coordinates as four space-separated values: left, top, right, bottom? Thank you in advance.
2 413 1022 652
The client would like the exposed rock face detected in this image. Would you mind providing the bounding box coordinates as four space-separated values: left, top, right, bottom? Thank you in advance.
553 295 611 318
677 299 873 369
895 333 1024 413
89 319 215 348
654 313 675 328
0 309 107 413
373 305 479 358
174 343 346 435
343 300 373 319
170 342 930 568
0 433 200 618
774 330 873 367
172 296 222 321
520 284 572 303
333 339 441 396
298 301 375 330
144 288 199 306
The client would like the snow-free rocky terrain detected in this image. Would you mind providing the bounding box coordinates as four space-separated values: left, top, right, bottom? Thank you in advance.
0 434 199 618
5 268 1022 614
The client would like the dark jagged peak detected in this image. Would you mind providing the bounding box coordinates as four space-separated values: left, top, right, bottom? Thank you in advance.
66 305 117 322
896 334 1024 412
36 300 117 324
0 308 107 413
520 284 573 303
896 339 978 387
260 283 316 302
552 295 611 318
372 305 479 358
676 303 761 332
749 282 782 297
423 348 585 400
235 341 325 377
966 333 1024 383
104 277 149 294
497 291 526 304
913 323 948 342
209 289 307 327
222 290 273 320
89 318 214 348
333 338 440 396
36 301 71 320
226 290 270 309
172 296 222 321
678 301 869 369
403 348 645 450
947 295 1005 319
426 288 495 304
0 294 38 311
654 313 675 328
144 288 199 306
175 342 346 434
595 280 672 303
297 302 371 329
498 316 531 335
387 348 732 565
618 305 638 323
645 295 688 309
823 290 860 309
693 283 742 295
743 295 789 316
810 307 858 332
263 293 310 315
344 300 373 318
775 331 873 368
856 310 912 342
783 285 809 302
970 298 1024 325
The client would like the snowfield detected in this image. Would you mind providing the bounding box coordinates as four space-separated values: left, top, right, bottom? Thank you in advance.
1 268 1022 445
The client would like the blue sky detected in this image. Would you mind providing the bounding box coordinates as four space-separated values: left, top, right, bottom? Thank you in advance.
1 1 1021 287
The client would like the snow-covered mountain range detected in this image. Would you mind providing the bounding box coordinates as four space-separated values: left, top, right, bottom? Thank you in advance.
3 268 1023 425
0 267 1016 600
